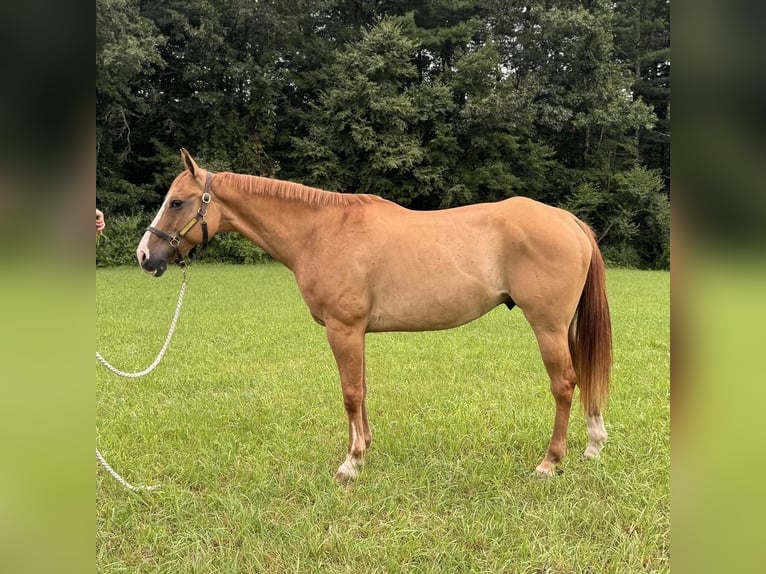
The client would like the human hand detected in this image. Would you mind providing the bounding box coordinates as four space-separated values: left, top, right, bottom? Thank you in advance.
96 209 106 235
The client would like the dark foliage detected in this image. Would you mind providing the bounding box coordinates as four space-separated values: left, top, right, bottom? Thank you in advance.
97 0 670 269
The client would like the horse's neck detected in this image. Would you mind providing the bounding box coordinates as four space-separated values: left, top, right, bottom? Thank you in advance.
218 175 322 269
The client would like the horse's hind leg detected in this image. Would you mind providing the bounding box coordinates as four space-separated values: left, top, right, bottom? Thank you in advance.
584 412 607 458
569 321 607 459
529 322 577 477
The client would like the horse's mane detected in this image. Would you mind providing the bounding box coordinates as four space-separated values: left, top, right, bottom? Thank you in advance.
218 172 380 208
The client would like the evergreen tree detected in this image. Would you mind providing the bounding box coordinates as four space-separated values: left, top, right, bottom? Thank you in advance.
614 0 670 187
96 0 166 213
292 16 457 207
96 0 671 268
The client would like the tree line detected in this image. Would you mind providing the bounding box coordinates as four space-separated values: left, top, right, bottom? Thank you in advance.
97 0 669 269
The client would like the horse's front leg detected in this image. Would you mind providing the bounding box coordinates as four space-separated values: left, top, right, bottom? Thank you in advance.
326 323 368 484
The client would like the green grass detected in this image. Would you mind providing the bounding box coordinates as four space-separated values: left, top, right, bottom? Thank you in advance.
97 264 669 573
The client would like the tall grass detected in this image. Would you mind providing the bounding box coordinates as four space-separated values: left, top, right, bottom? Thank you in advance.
97 264 669 573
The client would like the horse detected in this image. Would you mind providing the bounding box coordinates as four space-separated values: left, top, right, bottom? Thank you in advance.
137 149 612 483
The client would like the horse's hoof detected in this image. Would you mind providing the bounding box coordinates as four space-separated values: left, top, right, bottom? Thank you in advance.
332 471 354 486
533 464 555 478
583 445 601 459
333 459 359 484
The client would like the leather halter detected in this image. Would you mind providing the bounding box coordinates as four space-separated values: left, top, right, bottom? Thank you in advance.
147 171 213 266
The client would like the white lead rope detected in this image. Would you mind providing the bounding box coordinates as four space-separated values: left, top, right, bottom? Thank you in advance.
96 274 188 377
96 448 160 492
96 269 188 493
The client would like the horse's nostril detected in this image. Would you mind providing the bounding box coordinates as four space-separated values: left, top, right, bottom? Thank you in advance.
137 247 149 267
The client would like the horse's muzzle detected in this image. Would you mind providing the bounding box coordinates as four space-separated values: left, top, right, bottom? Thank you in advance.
138 253 168 277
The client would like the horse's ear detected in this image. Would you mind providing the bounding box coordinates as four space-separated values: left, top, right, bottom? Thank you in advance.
180 148 199 177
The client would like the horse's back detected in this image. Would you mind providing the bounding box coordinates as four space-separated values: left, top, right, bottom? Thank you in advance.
364 195 589 268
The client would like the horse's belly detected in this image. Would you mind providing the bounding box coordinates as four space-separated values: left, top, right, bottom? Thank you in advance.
366 270 506 332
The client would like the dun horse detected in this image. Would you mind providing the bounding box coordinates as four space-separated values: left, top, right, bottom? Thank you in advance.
137 149 612 483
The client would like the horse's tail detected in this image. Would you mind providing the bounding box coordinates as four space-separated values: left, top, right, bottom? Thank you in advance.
571 220 612 416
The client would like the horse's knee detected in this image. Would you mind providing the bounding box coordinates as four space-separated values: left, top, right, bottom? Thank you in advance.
342 387 364 412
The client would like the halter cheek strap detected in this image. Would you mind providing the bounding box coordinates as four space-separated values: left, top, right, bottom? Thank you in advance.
147 171 214 266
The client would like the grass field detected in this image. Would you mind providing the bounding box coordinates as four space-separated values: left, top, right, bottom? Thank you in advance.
96 263 669 573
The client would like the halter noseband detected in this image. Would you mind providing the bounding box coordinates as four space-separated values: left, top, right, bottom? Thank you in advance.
147 171 214 267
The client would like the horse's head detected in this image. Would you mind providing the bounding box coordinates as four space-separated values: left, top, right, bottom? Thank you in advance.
137 149 221 276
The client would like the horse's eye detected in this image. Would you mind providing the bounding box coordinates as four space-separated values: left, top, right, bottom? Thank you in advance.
170 199 184 209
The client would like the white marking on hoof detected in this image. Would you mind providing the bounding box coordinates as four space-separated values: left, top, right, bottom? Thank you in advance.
583 445 602 459
334 422 366 484
334 456 360 484
584 414 608 459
